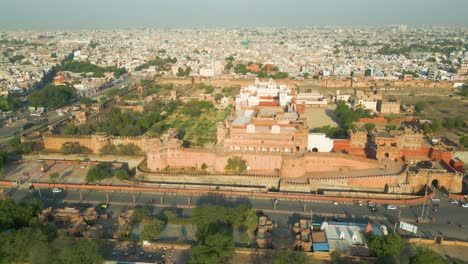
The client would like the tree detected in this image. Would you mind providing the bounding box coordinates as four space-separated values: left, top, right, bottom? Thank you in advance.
201 163 208 170
364 69 372 76
214 93 223 102
368 233 404 258
79 97 95 106
272 249 309 264
190 232 234 264
385 124 397 131
61 142 91 154
0 151 7 171
363 123 376 132
49 172 60 183
415 101 426 112
29 85 77 109
131 208 150 224
224 156 247 174
53 239 103 264
86 163 113 183
411 247 447 264
459 85 468 97
61 124 80 135
140 219 166 242
460 134 468 148
115 169 129 181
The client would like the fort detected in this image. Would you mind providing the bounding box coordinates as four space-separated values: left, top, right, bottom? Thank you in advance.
28 79 464 195
156 76 454 89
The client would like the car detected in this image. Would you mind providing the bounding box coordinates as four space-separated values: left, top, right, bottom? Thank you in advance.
450 199 460 204
387 205 397 210
52 188 63 193
367 202 376 207
370 206 378 212
333 201 338 205
101 203 109 209
356 201 363 206
461 203 468 208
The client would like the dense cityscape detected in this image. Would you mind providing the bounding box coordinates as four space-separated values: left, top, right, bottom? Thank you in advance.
0 1 467 264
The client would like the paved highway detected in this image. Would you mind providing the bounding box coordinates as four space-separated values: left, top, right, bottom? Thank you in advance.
9 187 468 241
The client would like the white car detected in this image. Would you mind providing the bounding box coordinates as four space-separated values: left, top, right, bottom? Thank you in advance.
52 188 63 193
461 203 468 208
387 205 397 210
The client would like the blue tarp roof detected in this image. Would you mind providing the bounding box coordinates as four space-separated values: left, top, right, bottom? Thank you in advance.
313 242 330 252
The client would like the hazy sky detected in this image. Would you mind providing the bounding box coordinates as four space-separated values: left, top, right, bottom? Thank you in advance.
1 0 467 29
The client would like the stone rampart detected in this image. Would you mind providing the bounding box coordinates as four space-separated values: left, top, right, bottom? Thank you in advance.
23 152 145 169
138 170 280 189
42 134 152 154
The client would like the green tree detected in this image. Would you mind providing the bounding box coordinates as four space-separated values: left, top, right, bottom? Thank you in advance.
224 156 247 174
214 93 223 102
415 101 427 112
140 219 166 242
363 123 376 132
459 85 468 97
79 97 95 106
49 172 60 183
190 232 235 264
364 69 372 76
85 163 113 183
385 124 397 131
0 151 7 171
61 124 80 135
115 169 129 181
411 247 447 264
53 239 103 264
29 85 77 109
460 134 468 148
61 142 91 154
99 144 118 155
131 208 150 224
368 233 404 258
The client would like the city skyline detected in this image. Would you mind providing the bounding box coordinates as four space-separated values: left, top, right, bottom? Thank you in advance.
1 0 468 30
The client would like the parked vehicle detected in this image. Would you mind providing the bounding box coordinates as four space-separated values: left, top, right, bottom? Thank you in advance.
52 188 63 193
461 203 468 208
387 205 397 210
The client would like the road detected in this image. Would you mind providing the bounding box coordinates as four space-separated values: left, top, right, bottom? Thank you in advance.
9 187 468 241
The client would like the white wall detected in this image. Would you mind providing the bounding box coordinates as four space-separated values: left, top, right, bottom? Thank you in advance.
307 133 334 152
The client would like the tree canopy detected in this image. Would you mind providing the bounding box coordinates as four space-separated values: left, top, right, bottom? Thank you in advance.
140 219 166 242
410 247 447 264
58 60 126 78
0 151 7 171
224 156 247 174
29 85 77 109
61 142 92 155
85 163 114 183
368 233 404 258
190 202 256 264
334 101 373 129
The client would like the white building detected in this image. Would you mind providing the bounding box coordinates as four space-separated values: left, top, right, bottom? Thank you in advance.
307 133 334 152
199 68 215 77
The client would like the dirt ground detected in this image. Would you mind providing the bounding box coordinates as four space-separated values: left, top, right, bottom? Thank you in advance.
412 243 468 263
232 250 325 264
304 106 339 129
